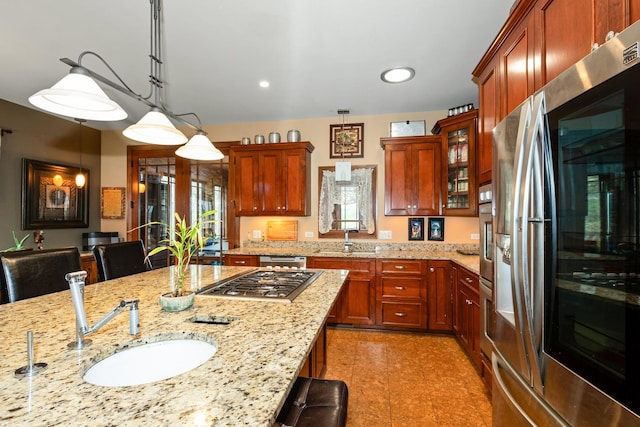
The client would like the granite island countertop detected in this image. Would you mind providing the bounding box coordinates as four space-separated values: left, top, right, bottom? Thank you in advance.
0 265 347 426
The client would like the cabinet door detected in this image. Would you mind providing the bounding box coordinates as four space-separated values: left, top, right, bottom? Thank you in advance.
383 143 413 215
427 261 453 331
280 149 309 215
413 142 442 216
502 14 535 116
457 283 472 348
535 0 594 85
342 276 376 325
258 151 281 215
233 151 259 215
477 57 498 185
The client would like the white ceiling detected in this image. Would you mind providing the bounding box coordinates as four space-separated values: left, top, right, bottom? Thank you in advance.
0 0 514 131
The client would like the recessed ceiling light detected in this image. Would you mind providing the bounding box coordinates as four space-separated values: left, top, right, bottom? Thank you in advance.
380 67 415 84
259 80 270 88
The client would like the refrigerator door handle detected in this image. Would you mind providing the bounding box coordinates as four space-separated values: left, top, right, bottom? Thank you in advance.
492 352 538 426
517 91 548 394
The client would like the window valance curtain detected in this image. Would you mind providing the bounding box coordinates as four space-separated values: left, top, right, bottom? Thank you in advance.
319 167 375 234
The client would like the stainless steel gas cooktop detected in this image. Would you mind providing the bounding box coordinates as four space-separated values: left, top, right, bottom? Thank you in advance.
196 269 323 302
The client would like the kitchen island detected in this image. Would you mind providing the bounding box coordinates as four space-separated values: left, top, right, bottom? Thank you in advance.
0 265 346 426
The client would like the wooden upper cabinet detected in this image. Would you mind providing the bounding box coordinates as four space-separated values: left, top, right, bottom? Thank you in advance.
502 13 535 115
536 0 594 85
473 0 640 185
432 110 478 217
477 56 498 185
380 136 442 216
230 142 314 216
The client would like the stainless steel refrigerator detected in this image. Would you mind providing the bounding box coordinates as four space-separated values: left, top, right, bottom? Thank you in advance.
492 20 640 426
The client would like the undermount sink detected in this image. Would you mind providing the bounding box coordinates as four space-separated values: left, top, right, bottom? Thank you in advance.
84 338 218 387
317 250 376 256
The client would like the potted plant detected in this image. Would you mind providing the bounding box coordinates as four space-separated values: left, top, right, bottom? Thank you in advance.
137 209 217 311
1 231 30 252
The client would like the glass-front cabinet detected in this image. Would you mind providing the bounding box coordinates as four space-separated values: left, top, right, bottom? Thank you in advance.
432 109 478 216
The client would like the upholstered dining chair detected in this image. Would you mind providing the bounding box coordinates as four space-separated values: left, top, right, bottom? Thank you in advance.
0 247 82 303
92 240 151 282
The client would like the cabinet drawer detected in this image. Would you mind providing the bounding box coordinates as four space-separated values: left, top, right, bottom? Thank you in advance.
223 254 259 267
458 267 479 291
379 276 424 299
378 301 426 329
377 259 425 275
308 257 375 276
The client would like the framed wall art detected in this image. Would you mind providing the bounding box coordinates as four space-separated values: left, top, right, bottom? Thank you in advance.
329 123 364 158
101 187 126 219
408 217 424 241
428 217 445 241
22 158 89 229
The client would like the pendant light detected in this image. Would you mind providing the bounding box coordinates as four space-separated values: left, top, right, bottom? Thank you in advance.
175 131 224 160
28 0 222 159
75 119 86 188
29 68 128 121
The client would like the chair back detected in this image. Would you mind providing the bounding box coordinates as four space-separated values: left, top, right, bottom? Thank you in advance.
0 247 82 303
93 240 151 282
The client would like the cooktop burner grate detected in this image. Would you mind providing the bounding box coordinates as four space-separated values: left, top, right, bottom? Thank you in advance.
197 270 323 302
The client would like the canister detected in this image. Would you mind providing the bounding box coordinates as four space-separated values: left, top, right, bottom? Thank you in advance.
254 135 265 144
269 132 281 143
241 137 251 145
287 130 301 142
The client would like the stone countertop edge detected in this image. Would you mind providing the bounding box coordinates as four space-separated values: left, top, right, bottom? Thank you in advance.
0 265 347 426
225 247 481 275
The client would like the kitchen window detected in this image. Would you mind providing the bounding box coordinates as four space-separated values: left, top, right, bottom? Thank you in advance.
318 165 377 239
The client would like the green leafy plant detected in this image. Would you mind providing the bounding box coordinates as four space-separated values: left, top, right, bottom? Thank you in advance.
136 210 217 297
1 231 30 252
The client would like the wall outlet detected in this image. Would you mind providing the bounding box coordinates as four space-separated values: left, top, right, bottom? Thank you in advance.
252 230 262 239
304 231 314 238
470 233 480 240
379 230 392 240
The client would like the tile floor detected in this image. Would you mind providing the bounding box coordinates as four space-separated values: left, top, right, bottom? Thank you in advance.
325 327 492 427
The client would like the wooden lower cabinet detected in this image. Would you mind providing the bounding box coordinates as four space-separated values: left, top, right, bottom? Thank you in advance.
307 257 376 326
427 260 453 331
223 254 259 267
299 322 327 378
376 259 428 330
455 266 481 370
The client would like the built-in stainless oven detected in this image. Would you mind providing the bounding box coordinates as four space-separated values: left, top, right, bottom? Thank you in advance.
478 184 494 358
478 184 493 282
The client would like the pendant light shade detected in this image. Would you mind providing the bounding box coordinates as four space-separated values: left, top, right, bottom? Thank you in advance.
29 68 128 121
175 132 224 160
123 108 188 145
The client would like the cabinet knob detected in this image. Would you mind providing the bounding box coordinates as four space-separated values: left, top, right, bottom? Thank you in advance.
253 206 257 211
429 268 434 272
394 312 407 317
412 205 417 209
394 265 406 270
465 278 473 284
407 205 411 209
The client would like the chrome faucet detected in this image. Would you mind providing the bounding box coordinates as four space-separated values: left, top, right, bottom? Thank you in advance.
344 229 358 252
65 271 140 350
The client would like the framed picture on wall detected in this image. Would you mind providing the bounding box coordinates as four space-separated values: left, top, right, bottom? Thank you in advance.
428 217 445 241
408 217 424 241
22 158 89 229
329 123 364 158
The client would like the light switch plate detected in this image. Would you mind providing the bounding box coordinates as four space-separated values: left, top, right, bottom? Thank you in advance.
252 230 261 239
304 231 314 238
470 233 480 240
379 230 392 240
